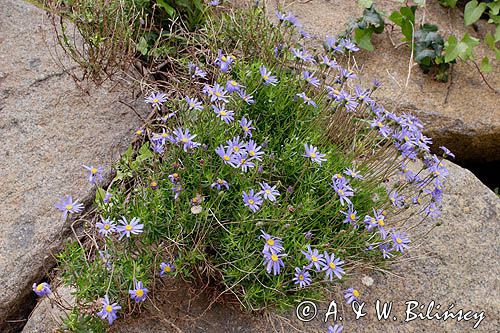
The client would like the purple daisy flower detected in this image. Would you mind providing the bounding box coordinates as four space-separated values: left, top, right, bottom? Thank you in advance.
226 79 243 93
129 281 148 303
214 50 235 73
96 217 117 237
211 178 229 191
226 136 246 155
320 55 340 69
260 65 278 86
391 230 410 253
260 230 285 254
97 295 121 326
33 282 51 297
168 172 180 184
213 104 235 124
340 206 358 226
103 191 112 203
344 167 364 180
303 144 327 165
245 140 264 161
160 261 175 276
424 201 441 218
55 195 84 219
173 127 200 152
242 189 263 212
145 92 167 109
327 324 343 333
258 182 280 202
82 165 104 184
172 184 183 200
340 38 359 52
302 245 325 271
302 71 320 87
322 251 345 280
364 208 387 239
239 116 255 138
263 251 286 275
238 89 255 104
293 266 312 288
344 287 360 305
388 190 405 208
291 47 315 63
235 153 255 172
331 177 354 207
379 243 394 259
185 96 204 111
439 146 455 159
204 82 229 103
117 217 144 240
216 144 238 166
297 92 317 107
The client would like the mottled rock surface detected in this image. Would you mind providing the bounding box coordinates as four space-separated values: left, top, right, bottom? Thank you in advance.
0 0 146 330
276 0 499 163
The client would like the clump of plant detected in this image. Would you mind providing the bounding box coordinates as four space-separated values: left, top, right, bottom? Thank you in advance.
347 3 385 51
37 6 454 332
41 0 209 83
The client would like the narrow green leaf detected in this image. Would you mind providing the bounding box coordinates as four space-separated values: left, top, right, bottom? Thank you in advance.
354 28 374 51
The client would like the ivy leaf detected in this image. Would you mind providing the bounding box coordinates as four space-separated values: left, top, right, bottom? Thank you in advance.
439 0 457 8
157 0 176 17
389 6 416 42
488 1 500 16
464 0 487 26
444 33 479 62
358 0 373 8
136 37 149 56
480 57 493 73
354 27 375 51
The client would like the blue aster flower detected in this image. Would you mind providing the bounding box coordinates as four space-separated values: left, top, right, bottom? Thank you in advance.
185 96 204 111
160 261 175 276
322 251 345 280
211 178 229 191
129 281 148 303
242 189 263 212
302 71 320 87
145 92 167 109
55 195 84 219
303 144 327 165
344 287 360 305
97 295 121 325
340 205 358 226
33 282 51 297
225 79 243 93
260 230 285 254
291 47 315 63
327 324 343 333
245 139 264 161
302 245 325 271
258 182 280 202
82 165 104 184
331 177 354 206
391 230 410 253
214 49 235 73
263 251 286 275
117 217 144 240
297 92 317 107
293 266 312 288
238 89 255 104
213 104 235 124
260 65 278 86
239 116 255 138
96 217 117 237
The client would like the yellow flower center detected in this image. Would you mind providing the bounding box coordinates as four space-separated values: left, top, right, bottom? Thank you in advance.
349 213 356 220
271 254 279 262
190 103 195 107
377 219 384 226
153 98 159 103
221 56 227 62
377 121 383 127
125 225 133 231
309 152 317 158
233 146 239 152
104 224 110 230
299 274 304 281
36 284 43 292
265 189 271 194
162 133 168 138
136 130 143 135
215 92 221 97
249 150 255 156
248 199 254 205
353 289 360 297
65 204 73 210
151 182 157 187
181 137 188 143
217 179 223 184
173 173 178 178
267 239 275 246
230 81 237 86
311 255 318 262
263 75 269 80
329 262 336 269
223 155 230 161
106 305 113 313
243 126 249 131
219 110 227 116
396 237 402 244
338 189 344 196
91 168 98 174
135 289 144 297
164 266 171 273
